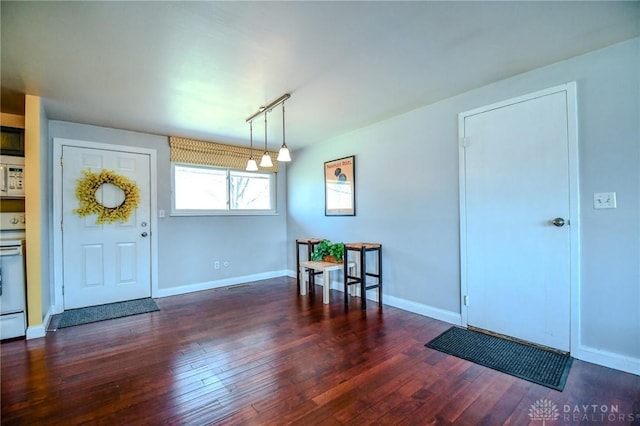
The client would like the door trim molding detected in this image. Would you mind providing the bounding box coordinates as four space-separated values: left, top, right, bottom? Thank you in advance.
457 82 580 352
52 138 159 313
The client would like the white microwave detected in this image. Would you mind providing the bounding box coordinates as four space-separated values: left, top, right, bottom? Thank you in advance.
0 155 25 198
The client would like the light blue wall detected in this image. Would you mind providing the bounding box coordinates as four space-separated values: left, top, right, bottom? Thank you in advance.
287 38 640 368
44 38 638 373
48 121 289 291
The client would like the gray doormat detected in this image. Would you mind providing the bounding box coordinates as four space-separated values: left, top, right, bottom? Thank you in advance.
425 327 573 391
47 298 159 331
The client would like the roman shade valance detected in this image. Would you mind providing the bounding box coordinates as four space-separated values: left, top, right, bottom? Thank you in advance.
169 136 278 173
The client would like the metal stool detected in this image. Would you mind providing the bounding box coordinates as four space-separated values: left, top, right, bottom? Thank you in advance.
343 242 382 309
295 238 323 293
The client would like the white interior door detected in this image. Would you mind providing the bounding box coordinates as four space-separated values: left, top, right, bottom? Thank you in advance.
62 145 151 309
460 87 574 351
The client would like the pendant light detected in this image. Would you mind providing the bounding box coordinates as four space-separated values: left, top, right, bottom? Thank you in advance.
246 121 258 171
246 93 291 166
277 101 291 162
260 110 273 168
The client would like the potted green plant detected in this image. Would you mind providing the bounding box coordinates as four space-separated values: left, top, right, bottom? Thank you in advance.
311 239 345 263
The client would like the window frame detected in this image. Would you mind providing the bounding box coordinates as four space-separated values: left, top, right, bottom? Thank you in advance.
170 162 277 216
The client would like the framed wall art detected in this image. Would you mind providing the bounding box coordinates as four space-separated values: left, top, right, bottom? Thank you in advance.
324 155 355 216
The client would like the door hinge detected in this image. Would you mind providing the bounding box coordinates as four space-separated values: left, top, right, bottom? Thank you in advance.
460 137 470 148
62 285 64 295
60 156 63 166
464 295 468 306
61 221 63 231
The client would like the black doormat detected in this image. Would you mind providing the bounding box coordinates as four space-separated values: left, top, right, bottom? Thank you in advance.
425 327 573 391
47 298 159 331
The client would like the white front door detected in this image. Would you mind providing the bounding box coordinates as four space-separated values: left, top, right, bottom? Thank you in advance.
62 145 151 309
459 85 577 351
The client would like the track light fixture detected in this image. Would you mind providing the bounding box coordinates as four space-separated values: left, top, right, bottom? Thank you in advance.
246 93 291 167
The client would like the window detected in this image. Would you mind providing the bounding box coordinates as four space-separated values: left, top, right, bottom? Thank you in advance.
171 163 276 215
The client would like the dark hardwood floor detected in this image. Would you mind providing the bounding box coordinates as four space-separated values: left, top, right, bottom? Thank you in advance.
2 277 638 425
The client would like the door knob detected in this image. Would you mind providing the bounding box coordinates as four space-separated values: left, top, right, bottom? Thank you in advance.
551 217 565 227
141 231 148 237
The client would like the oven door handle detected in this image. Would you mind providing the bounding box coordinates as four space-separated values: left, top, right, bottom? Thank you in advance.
0 247 21 256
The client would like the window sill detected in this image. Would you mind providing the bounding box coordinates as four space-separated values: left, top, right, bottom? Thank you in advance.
170 210 279 217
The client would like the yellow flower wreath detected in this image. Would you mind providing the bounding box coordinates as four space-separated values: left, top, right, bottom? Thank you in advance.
73 169 141 224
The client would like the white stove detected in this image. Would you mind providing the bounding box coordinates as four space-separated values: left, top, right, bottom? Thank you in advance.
0 212 26 339
0 212 26 241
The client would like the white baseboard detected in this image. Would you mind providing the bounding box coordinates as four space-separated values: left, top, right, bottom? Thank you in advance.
302 274 460 325
26 305 55 340
382 295 639 375
572 344 640 376
384 294 462 326
155 270 289 298
44 304 56 328
26 325 45 339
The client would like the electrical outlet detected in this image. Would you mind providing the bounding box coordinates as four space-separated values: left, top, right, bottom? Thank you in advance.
214 261 220 269
594 192 616 209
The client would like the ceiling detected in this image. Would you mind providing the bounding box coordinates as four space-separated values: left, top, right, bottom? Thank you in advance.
2 1 639 151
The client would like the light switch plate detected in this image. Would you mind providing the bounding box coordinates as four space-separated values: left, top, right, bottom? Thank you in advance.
594 192 616 209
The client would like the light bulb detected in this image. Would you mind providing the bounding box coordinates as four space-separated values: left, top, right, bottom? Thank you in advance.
277 145 291 162
246 158 258 171
260 153 273 168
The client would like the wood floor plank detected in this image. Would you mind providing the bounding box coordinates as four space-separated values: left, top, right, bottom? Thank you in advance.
1 277 637 425
449 369 517 425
